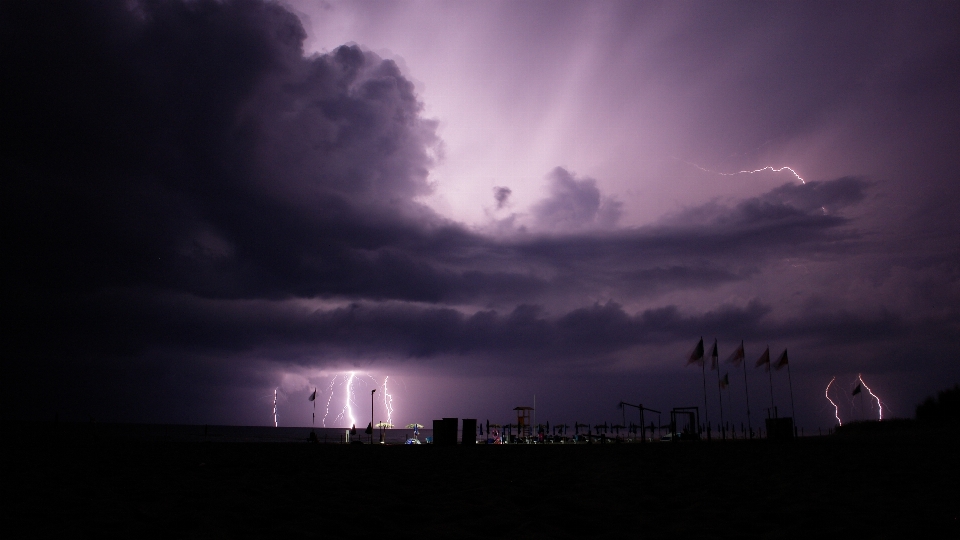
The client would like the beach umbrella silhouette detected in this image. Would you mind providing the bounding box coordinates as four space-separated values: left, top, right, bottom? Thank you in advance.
375 422 393 428
611 424 625 436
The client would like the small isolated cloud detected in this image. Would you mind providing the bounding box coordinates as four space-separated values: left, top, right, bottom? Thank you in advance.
493 186 512 209
531 167 622 231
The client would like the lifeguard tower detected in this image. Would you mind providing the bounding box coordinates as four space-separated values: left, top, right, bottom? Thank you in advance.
513 406 533 442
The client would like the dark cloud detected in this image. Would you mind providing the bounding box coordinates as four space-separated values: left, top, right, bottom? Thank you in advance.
762 177 869 214
3 0 440 305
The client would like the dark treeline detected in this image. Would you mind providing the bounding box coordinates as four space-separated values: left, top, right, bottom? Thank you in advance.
916 384 960 424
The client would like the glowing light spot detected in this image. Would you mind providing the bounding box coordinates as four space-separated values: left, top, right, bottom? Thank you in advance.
825 377 841 426
273 388 278 427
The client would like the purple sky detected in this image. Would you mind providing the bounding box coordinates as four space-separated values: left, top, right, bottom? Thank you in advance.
4 0 959 431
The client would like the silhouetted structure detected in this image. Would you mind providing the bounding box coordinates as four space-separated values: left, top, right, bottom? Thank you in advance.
461 418 477 445
514 406 533 440
670 407 700 440
765 417 794 440
433 418 458 445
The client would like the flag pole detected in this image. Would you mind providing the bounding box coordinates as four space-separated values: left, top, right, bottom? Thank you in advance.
716 363 725 439
786 362 795 420
742 341 752 438
713 339 725 440
766 346 775 418
700 338 710 440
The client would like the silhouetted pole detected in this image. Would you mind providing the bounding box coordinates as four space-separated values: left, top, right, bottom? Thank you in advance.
786 358 796 420
728 340 752 438
698 337 710 439
860 390 867 422
756 346 774 418
768 360 775 417
370 389 376 445
712 339 725 440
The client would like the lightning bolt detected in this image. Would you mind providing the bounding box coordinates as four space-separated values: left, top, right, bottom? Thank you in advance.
334 372 358 427
825 377 841 426
685 162 806 184
319 371 400 429
858 374 884 420
322 375 337 427
273 388 278 428
382 376 394 426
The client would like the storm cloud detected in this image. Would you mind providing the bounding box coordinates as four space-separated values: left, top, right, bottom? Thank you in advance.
3 0 959 428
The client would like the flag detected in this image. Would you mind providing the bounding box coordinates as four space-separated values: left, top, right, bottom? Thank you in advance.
852 383 862 396
755 347 770 371
687 338 705 365
719 373 730 389
725 341 745 366
775 349 789 370
710 339 719 370
308 388 317 401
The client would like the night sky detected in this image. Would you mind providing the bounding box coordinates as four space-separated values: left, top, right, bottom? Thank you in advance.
4 0 959 431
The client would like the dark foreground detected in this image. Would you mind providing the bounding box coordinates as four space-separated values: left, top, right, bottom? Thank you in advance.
7 424 958 538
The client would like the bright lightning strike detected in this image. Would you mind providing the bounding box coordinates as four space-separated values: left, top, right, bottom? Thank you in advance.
319 371 398 428
858 374 884 420
273 388 278 427
382 376 394 426
342 371 357 428
682 160 806 184
322 376 337 427
825 377 841 426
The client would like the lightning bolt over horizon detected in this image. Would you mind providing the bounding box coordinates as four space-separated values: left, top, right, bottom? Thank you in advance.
858 374 884 420
316 371 398 428
382 376 394 426
321 376 337 427
825 377 841 426
333 371 358 428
